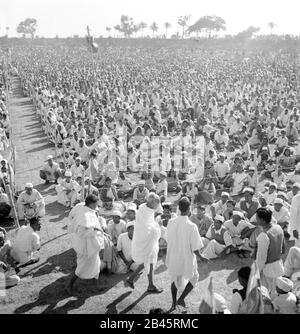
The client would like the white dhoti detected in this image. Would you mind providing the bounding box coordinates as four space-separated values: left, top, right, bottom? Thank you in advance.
132 203 161 274
201 239 226 259
56 185 78 208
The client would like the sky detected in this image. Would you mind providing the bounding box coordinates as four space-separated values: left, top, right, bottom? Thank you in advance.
1 0 300 38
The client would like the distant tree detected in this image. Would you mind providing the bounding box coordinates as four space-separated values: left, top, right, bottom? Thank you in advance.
171 32 180 39
236 26 260 41
164 22 171 38
16 18 37 38
139 22 147 37
177 15 191 38
5 27 9 37
188 16 226 38
150 22 158 38
114 15 136 38
73 34 79 38
106 27 112 37
268 22 276 35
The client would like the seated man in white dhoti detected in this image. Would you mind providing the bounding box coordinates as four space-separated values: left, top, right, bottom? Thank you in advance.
17 183 45 221
56 170 80 208
125 193 163 293
66 194 104 295
166 197 206 311
117 221 142 273
40 155 61 184
0 229 20 288
201 215 234 260
284 247 300 282
11 217 41 269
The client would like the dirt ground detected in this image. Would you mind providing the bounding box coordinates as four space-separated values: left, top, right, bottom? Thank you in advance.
0 77 268 314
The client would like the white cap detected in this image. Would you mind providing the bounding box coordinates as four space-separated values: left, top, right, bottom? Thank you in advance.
221 192 230 197
138 180 145 185
160 171 167 177
232 211 243 218
65 170 72 177
112 210 122 218
293 182 300 189
25 183 33 189
276 277 293 293
126 221 135 229
127 203 137 213
215 215 225 223
46 155 53 160
274 198 284 205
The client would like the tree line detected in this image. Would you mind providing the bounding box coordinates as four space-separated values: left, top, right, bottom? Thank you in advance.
9 16 278 40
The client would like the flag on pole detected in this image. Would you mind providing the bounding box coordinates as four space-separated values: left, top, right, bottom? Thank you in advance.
86 26 98 53
244 261 264 314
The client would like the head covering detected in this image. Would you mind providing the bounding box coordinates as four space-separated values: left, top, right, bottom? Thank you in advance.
274 198 284 205
232 211 243 218
293 182 300 189
46 155 53 160
276 277 293 293
248 167 255 172
65 170 72 177
75 157 81 161
277 192 288 200
296 162 300 171
25 183 33 189
127 203 137 213
215 215 225 223
112 210 122 218
221 192 230 198
138 180 145 185
126 221 135 229
243 187 254 194
219 152 226 158
269 183 277 189
160 171 167 177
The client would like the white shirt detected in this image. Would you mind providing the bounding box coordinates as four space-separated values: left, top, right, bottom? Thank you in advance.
215 161 230 178
223 219 254 238
12 225 40 263
70 164 85 179
117 232 133 262
166 215 203 279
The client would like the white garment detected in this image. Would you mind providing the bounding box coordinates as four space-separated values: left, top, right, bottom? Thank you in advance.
131 203 161 274
71 206 104 280
117 232 133 262
166 216 203 288
289 193 300 246
11 225 40 264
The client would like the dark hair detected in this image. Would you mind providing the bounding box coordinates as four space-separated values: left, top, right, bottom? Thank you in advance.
226 200 236 206
178 197 190 213
256 208 272 224
85 194 98 207
162 203 171 211
29 217 40 225
238 266 251 281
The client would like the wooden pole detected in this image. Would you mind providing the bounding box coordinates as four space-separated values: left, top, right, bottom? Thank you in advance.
4 165 20 229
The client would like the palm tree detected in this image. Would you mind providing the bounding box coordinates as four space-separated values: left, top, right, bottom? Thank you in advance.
164 22 171 38
139 22 147 37
106 27 111 37
178 15 191 39
150 22 158 38
268 22 276 35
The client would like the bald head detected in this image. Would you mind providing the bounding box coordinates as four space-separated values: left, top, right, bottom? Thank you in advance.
146 193 160 210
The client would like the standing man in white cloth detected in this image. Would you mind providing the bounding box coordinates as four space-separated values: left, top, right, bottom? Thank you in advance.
166 197 205 311
288 191 300 248
66 194 104 295
125 193 163 294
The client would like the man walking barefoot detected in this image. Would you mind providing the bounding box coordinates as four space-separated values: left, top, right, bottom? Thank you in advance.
166 197 206 311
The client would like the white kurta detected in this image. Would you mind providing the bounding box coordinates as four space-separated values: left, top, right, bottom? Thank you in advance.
166 216 203 288
69 205 104 280
288 193 300 247
131 203 161 273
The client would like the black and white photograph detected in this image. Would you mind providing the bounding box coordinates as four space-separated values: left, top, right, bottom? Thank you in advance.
0 0 300 318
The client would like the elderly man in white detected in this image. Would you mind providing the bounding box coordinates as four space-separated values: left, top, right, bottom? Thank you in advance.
289 191 300 248
66 194 104 295
17 183 45 220
56 170 81 208
125 193 163 293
